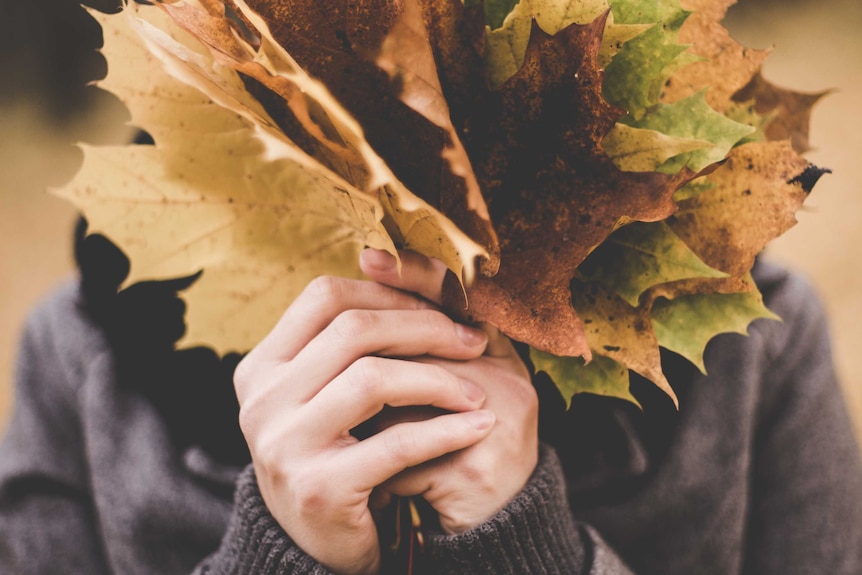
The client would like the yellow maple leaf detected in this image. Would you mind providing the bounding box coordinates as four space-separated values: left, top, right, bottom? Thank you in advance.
53 3 483 354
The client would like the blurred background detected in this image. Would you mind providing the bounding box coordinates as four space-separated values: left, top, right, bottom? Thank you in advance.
1 0 860 441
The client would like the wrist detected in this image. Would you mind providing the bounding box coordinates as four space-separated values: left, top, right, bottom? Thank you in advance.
439 444 539 534
425 445 587 573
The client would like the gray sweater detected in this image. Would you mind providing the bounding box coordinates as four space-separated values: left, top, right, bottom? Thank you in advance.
1 262 861 574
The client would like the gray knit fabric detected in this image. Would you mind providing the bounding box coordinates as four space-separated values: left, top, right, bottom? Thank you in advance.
1 262 861 574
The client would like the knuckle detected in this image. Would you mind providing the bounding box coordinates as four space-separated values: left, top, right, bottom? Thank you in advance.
232 355 257 396
414 309 450 341
305 275 344 304
237 390 264 435
458 454 496 491
383 427 418 466
250 431 288 480
331 309 378 341
237 403 255 437
290 469 328 513
350 356 385 398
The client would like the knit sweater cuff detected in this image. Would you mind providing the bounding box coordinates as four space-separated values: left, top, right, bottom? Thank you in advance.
196 465 333 575
424 443 587 574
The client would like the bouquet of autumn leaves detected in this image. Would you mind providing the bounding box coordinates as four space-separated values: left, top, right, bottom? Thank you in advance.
59 0 827 408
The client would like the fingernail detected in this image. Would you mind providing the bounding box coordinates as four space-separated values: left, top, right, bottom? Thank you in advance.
466 410 495 430
360 249 395 272
460 378 485 403
456 324 487 347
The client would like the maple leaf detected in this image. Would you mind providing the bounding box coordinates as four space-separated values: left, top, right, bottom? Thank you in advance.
650 276 779 373
54 3 483 353
445 13 697 360
530 349 639 408
667 140 824 276
570 278 676 404
602 0 693 121
483 0 648 89
239 0 499 276
732 71 830 154
662 0 769 111
156 0 488 284
52 0 828 411
578 221 727 307
602 123 714 173
622 92 755 173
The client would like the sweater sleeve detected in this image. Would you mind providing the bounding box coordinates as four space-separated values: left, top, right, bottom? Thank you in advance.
0 288 111 574
424 444 635 575
742 271 862 574
193 466 335 575
198 446 636 575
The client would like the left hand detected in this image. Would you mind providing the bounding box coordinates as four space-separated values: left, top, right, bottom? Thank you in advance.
359 249 540 534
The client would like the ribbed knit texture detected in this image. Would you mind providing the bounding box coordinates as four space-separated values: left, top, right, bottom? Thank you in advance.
425 445 589 574
195 467 332 574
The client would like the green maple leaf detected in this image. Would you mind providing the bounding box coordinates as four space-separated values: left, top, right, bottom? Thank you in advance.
530 349 640 408
623 92 755 174
578 221 727 307
603 0 691 120
601 123 714 172
650 285 779 373
722 100 771 146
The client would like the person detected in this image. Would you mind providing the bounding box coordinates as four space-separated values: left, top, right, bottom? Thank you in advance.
1 218 862 574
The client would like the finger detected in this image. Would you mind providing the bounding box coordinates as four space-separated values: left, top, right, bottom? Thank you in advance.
286 309 488 400
338 410 496 490
360 249 448 305
302 357 486 443
249 277 434 363
376 462 438 500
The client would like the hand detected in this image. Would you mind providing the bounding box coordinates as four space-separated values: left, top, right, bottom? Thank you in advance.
233 259 496 574
360 250 539 534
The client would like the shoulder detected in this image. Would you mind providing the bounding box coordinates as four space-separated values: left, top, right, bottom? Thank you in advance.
749 258 832 370
19 279 112 397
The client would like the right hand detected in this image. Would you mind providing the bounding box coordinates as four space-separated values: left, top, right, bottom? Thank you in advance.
233 268 496 574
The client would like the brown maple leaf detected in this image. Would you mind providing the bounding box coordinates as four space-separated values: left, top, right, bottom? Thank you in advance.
444 14 697 359
732 71 831 153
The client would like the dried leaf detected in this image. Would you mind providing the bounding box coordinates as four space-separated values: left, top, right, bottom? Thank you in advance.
668 140 818 276
732 71 830 153
571 279 676 405
484 0 646 89
54 4 490 353
242 0 498 276
450 15 696 359
662 0 769 110
140 0 488 286
374 0 500 274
